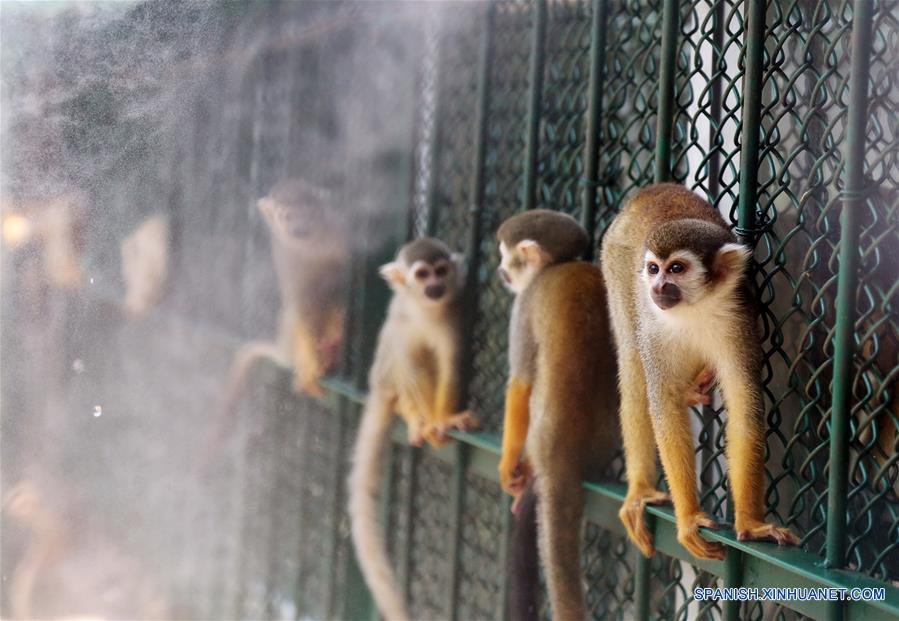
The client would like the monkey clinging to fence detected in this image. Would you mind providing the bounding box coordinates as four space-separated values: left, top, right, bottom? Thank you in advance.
200 179 348 471
495 210 620 621
601 183 799 562
349 237 479 621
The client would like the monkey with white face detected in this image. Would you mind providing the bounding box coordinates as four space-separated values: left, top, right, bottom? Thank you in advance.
601 183 799 561
349 238 479 621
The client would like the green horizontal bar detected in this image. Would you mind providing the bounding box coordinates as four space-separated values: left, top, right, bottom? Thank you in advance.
322 379 899 620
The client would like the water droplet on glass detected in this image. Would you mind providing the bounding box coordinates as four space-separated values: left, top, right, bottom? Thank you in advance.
93 405 102 417
72 358 85 373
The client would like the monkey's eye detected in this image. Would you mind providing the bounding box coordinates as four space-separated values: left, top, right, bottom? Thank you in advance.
668 262 685 274
434 265 448 278
414 268 430 281
647 262 660 275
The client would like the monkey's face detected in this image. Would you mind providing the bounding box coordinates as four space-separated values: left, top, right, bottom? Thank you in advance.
497 240 548 294
258 197 345 249
380 255 462 306
641 250 707 310
642 241 749 311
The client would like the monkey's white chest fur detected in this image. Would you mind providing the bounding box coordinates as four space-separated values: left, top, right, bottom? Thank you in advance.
640 286 742 369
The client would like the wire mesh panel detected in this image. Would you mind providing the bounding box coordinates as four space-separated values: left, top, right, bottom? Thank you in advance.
4 1 898 620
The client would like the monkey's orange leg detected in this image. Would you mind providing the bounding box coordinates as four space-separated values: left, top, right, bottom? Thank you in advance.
293 322 325 397
719 369 799 546
651 391 725 561
319 306 346 371
499 378 531 498
618 350 670 558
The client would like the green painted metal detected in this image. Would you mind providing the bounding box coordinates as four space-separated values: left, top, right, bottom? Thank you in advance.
826 0 875 573
735 0 767 245
446 443 470 621
580 0 608 257
323 376 899 620
523 0 547 212
653 0 679 183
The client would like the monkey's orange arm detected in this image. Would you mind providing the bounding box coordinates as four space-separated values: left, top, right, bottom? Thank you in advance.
499 377 531 494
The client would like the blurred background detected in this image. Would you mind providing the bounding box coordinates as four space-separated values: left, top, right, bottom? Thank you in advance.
1 2 429 619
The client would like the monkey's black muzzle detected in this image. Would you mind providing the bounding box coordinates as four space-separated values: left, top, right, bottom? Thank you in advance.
425 284 446 300
651 283 681 309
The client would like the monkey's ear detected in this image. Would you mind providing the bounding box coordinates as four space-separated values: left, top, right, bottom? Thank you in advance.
379 261 406 289
713 243 750 280
516 239 549 268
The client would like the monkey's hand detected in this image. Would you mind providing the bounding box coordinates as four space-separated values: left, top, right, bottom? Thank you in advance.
499 457 532 498
685 368 716 407
294 369 326 398
735 518 799 547
677 512 725 561
618 488 671 557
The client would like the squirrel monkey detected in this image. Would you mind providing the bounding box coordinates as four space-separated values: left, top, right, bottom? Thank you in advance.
254 178 348 397
600 183 800 562
199 179 348 471
496 210 620 621
348 238 479 621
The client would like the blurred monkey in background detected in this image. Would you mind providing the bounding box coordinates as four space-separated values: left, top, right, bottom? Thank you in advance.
200 179 348 470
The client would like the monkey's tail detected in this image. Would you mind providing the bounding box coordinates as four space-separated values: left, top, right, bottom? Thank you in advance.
348 390 409 621
196 341 287 476
535 458 587 621
508 482 540 621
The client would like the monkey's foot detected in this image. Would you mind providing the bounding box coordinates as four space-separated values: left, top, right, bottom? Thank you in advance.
437 410 481 435
421 425 450 448
618 489 671 557
499 458 532 497
677 512 725 561
685 368 716 407
406 421 426 447
735 519 799 546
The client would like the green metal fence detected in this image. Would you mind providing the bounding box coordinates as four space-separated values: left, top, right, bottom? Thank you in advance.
311 1 899 619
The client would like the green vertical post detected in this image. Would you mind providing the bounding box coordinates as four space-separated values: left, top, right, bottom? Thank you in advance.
728 4 766 616
445 6 494 619
447 444 471 621
523 0 547 212
581 0 609 258
634 546 652 621
653 0 679 182
399 449 419 604
425 22 446 237
826 0 873 572
495 496 514 621
735 0 766 246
